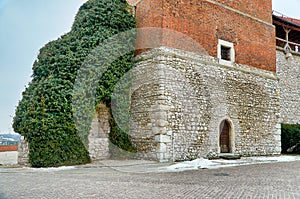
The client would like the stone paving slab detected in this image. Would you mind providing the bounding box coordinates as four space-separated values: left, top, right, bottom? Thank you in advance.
76 156 300 173
0 159 300 198
79 159 172 173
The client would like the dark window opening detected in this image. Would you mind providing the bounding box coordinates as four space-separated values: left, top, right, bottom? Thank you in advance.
221 46 231 61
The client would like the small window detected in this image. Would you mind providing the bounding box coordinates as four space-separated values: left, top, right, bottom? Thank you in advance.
221 46 231 61
218 39 235 66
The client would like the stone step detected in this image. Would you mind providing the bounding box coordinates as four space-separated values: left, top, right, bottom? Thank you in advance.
218 154 241 160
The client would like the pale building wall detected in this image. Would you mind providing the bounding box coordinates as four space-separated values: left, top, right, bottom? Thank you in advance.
276 49 300 124
130 47 281 162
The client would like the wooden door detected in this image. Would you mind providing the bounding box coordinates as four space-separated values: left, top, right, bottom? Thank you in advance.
220 120 230 153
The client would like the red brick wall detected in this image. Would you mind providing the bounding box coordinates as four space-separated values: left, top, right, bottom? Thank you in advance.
135 0 163 54
134 0 276 72
213 0 272 23
0 145 18 152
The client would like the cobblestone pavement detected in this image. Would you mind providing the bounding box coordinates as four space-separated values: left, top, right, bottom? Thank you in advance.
0 161 300 199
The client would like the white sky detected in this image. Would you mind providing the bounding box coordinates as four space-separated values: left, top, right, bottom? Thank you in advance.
0 0 299 133
272 0 300 19
0 0 87 133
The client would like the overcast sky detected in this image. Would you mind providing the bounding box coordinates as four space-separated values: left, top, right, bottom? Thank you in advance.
272 0 300 18
0 0 87 133
0 0 299 133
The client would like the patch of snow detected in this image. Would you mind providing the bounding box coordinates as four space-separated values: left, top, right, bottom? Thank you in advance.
247 156 300 162
161 156 300 172
167 158 219 171
28 166 76 172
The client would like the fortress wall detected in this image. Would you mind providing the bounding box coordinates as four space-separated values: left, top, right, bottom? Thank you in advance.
88 104 110 160
277 49 300 124
18 139 30 166
131 47 281 162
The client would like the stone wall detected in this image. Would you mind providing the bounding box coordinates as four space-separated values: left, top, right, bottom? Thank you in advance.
17 103 112 165
0 151 18 165
130 47 281 162
18 138 30 166
88 104 110 160
277 49 300 124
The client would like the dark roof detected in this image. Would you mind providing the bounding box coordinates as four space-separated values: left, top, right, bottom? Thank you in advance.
273 13 300 46
273 14 300 30
279 17 300 26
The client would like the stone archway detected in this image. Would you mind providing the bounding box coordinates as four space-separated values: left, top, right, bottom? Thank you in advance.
219 120 232 153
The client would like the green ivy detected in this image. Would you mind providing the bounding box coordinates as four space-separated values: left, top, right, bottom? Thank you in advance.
13 0 136 167
281 124 300 154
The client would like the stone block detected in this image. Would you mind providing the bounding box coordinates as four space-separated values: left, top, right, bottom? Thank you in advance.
157 143 167 153
155 134 171 143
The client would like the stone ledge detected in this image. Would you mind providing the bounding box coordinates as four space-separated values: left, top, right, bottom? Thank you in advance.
218 154 242 160
135 46 278 80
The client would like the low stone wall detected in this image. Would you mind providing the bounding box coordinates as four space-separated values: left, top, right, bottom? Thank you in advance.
18 139 30 166
276 49 300 124
88 104 110 160
130 47 281 162
0 151 18 165
16 103 112 165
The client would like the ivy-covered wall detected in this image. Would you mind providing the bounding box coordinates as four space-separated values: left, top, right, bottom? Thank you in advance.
13 0 136 167
281 124 300 154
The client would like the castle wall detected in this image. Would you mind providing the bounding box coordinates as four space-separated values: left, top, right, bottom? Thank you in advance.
18 103 112 165
131 47 281 162
212 0 272 23
18 139 30 166
135 0 276 71
88 104 110 160
277 49 300 124
134 0 163 55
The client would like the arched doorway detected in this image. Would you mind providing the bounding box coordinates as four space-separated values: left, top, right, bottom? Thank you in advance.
219 120 231 153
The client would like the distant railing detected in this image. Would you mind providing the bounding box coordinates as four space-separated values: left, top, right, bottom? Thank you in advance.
273 10 300 55
276 37 300 53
